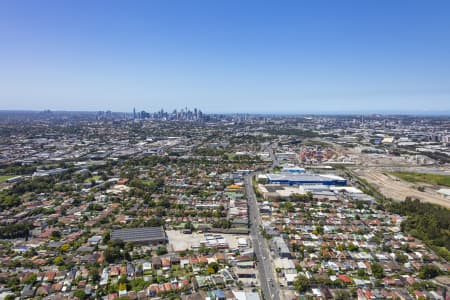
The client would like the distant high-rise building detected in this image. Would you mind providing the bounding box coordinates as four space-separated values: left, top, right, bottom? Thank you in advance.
130 107 205 122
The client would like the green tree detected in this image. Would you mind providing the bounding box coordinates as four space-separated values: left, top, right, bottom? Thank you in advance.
334 290 351 300
370 263 384 279
357 269 367 278
184 221 194 231
104 247 121 263
419 264 442 279
89 268 101 283
294 275 310 293
207 262 220 274
6 276 20 289
73 289 86 299
395 252 408 264
347 243 359 252
51 230 62 240
118 274 129 285
22 273 37 285
156 246 167 256
129 278 148 291
0 223 31 239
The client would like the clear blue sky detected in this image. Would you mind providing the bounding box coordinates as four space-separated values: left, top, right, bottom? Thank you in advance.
0 0 449 114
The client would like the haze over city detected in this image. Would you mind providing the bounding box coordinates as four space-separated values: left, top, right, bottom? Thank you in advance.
1 0 450 114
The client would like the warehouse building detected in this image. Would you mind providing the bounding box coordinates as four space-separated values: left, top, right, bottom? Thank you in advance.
281 164 305 173
262 173 346 186
111 226 167 245
272 237 291 258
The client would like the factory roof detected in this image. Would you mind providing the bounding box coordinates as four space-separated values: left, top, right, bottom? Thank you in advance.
266 173 345 182
111 226 165 243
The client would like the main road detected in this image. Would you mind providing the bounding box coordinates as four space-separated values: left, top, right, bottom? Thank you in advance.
245 174 281 300
267 144 279 168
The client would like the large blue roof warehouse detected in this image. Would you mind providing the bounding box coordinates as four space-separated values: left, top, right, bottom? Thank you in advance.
264 173 346 186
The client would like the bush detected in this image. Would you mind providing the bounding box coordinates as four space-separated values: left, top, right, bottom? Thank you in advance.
156 246 167 256
0 223 32 239
370 263 384 279
419 264 442 279
73 289 86 299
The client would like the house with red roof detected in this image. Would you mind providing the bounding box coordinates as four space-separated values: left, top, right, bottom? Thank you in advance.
338 274 352 284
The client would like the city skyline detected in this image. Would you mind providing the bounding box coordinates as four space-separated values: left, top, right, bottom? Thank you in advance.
2 108 450 117
1 1 450 113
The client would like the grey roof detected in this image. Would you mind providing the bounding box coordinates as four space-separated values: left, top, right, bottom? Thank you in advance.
264 185 284 192
111 226 165 243
273 236 290 254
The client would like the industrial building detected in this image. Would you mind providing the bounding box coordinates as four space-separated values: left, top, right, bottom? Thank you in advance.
281 164 305 173
272 237 291 258
111 226 167 245
261 173 346 186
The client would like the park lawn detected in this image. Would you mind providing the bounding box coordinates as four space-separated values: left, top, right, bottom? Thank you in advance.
0 175 15 183
142 180 156 186
226 153 236 160
84 175 101 183
390 171 450 187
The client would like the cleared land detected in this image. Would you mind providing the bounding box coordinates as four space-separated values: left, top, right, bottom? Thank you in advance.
166 230 243 252
356 169 450 208
389 171 450 187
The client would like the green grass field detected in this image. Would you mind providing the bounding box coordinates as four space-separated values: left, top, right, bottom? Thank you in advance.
0 175 15 183
390 171 450 187
84 175 101 183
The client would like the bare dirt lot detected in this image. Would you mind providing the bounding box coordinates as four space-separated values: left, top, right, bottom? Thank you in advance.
356 169 450 208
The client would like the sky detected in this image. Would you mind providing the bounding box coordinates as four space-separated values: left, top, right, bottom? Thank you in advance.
0 0 449 114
